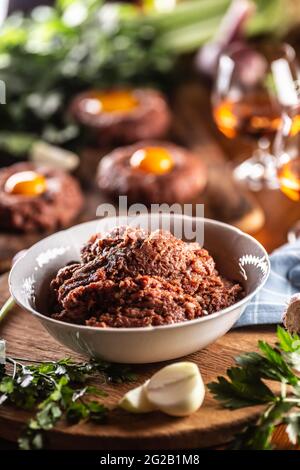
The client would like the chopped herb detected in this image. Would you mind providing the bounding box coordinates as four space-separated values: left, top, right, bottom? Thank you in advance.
0 355 135 449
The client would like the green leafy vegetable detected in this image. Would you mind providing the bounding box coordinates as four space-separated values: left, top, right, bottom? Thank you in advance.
208 326 300 449
0 355 135 449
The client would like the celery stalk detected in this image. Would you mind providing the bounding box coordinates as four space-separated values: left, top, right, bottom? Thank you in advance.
247 0 286 36
160 16 222 53
150 0 299 55
146 0 230 31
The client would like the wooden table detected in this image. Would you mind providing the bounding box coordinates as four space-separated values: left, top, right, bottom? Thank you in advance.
1 80 300 450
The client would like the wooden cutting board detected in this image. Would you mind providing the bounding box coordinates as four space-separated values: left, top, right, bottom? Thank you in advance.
0 273 276 450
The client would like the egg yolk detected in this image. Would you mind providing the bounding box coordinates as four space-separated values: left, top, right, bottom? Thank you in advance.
4 171 47 196
82 90 139 114
130 147 174 175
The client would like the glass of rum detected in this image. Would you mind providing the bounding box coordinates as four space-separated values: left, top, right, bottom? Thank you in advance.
274 105 300 242
212 42 300 191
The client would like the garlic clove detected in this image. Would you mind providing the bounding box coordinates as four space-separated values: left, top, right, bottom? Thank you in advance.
146 362 205 417
119 380 157 413
31 141 80 172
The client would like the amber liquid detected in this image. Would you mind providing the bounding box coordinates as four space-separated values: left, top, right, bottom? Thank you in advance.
278 158 300 201
213 94 282 140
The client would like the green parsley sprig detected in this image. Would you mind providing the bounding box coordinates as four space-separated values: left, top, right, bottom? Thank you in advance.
208 326 300 450
0 356 135 450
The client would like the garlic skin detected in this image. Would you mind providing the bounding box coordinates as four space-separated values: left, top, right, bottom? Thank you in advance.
119 380 157 414
145 362 205 417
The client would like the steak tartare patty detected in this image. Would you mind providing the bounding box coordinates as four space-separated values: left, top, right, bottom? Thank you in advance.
97 141 207 205
70 88 171 146
0 162 83 233
50 227 243 328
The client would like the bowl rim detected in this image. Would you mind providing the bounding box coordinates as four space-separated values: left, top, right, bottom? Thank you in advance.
9 215 270 333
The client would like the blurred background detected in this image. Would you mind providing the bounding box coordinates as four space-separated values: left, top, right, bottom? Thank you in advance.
1 0 300 158
1 0 300 260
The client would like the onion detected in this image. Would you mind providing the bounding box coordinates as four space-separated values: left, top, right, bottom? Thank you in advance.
195 0 255 79
220 41 268 87
283 294 300 335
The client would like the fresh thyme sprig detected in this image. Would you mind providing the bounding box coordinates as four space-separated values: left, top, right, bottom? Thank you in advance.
0 356 135 449
208 326 300 450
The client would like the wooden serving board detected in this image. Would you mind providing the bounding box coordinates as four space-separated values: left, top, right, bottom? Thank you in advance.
0 273 276 450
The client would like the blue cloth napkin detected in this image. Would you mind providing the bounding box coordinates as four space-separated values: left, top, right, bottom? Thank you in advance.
235 239 300 327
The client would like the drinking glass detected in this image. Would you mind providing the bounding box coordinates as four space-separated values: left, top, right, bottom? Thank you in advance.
212 42 300 190
274 104 300 242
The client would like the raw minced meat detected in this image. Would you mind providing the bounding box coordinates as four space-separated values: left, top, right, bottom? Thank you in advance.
50 226 243 327
0 163 83 232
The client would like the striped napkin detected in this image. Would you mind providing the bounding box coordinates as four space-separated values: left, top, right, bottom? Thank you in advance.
235 239 300 327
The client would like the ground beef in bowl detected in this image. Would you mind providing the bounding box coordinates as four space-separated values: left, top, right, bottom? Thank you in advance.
50 226 243 327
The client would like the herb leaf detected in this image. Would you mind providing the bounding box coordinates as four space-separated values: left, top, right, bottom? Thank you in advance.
208 367 274 409
231 400 294 450
258 340 298 385
0 354 135 449
209 326 300 449
277 326 300 353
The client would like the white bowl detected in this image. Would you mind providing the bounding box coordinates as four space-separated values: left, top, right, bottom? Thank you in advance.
9 214 270 363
